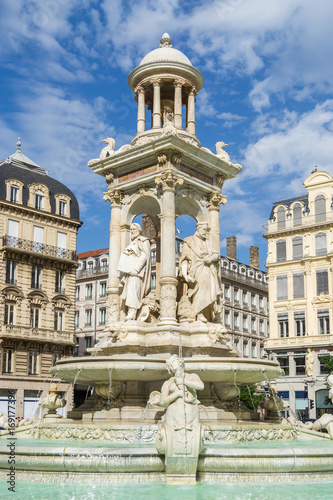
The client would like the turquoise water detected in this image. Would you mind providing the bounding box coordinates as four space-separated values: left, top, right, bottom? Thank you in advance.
1 481 333 500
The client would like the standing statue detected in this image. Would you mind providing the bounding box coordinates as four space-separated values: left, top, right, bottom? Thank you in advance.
117 223 151 321
148 354 204 480
306 348 315 377
179 222 221 322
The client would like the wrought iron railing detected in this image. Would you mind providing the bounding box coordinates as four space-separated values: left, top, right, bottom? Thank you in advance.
2 235 77 261
76 265 109 278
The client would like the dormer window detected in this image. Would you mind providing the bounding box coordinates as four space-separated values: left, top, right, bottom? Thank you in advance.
35 191 44 210
59 200 67 216
10 186 19 203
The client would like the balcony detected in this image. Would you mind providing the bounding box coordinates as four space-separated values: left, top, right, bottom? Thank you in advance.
2 235 77 261
76 265 109 279
263 211 333 236
1 324 74 343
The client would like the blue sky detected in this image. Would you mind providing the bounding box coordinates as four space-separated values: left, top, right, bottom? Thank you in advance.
1 0 333 269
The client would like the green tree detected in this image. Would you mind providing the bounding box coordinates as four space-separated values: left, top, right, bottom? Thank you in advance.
239 384 266 411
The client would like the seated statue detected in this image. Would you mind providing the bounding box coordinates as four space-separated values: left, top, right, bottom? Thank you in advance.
117 223 151 321
179 222 222 322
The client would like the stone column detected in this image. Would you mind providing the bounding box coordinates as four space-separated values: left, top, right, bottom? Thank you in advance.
151 78 162 129
104 189 123 325
174 78 185 129
155 169 183 325
187 87 196 135
208 192 227 255
135 85 146 133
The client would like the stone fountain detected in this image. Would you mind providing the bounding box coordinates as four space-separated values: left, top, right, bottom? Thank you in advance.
1 34 333 486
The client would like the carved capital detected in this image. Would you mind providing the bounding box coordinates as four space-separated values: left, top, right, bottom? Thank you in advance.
105 172 114 187
209 192 227 208
149 78 162 87
174 78 186 88
189 86 197 96
134 84 145 95
103 189 123 206
155 171 184 191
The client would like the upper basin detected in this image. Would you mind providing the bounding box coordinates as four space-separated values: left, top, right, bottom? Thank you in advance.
51 356 283 386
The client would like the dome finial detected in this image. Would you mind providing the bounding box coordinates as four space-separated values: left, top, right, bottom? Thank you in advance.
160 33 172 48
16 137 21 152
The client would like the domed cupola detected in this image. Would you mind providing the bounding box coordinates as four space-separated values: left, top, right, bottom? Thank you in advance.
128 34 204 146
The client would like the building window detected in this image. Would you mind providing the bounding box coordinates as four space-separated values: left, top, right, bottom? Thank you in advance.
76 286 80 300
293 203 302 226
6 260 17 285
234 287 239 302
243 290 247 305
2 349 13 374
292 237 303 259
251 293 256 307
85 336 92 350
243 315 248 331
224 285 230 300
30 307 39 329
294 311 305 336
276 239 286 262
151 250 156 265
260 344 264 359
32 225 44 253
278 313 289 338
86 284 93 299
315 194 326 222
234 312 239 329
318 309 330 335
251 316 256 333
251 343 256 358
7 219 19 248
277 275 288 300
277 207 286 229
28 351 38 375
59 200 67 216
315 232 327 256
10 186 19 203
100 308 106 324
4 304 14 325
294 354 306 375
293 273 304 299
55 269 65 293
224 310 230 327
53 353 62 366
243 342 248 357
278 354 289 376
259 319 264 334
316 270 329 295
54 310 63 331
259 296 263 309
75 311 79 328
319 355 329 375
34 191 44 210
151 274 156 290
56 232 67 258
31 266 42 289
85 309 92 327
100 282 107 296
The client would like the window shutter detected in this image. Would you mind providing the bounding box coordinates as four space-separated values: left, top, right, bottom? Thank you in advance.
276 240 286 261
315 195 326 221
293 204 302 226
315 233 327 256
293 273 304 298
316 270 329 295
277 275 288 300
292 237 303 259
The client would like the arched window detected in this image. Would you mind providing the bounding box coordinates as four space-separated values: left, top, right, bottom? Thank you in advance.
293 203 302 226
292 236 303 259
315 232 327 256
277 207 286 229
276 239 286 262
315 195 326 222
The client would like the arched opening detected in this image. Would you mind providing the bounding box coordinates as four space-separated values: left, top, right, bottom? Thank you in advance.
315 195 326 222
276 207 286 229
293 203 302 226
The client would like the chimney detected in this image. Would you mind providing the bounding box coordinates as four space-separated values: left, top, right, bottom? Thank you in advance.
141 215 156 240
250 246 259 269
226 236 237 261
